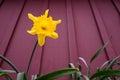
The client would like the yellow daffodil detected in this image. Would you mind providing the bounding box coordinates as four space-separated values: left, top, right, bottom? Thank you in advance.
27 9 61 46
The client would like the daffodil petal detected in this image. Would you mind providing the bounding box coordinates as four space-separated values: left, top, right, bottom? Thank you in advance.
38 34 46 46
48 32 58 39
55 20 62 24
27 30 36 35
28 13 37 22
45 9 49 17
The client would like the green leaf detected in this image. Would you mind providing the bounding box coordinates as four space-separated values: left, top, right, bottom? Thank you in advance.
0 72 6 76
90 69 120 79
36 68 78 80
69 63 82 80
82 75 89 80
0 72 12 80
0 69 16 73
0 69 15 80
106 56 120 69
4 74 12 80
31 74 38 80
17 72 27 80
100 60 109 70
69 63 76 68
78 57 88 68
0 55 19 73
90 39 110 63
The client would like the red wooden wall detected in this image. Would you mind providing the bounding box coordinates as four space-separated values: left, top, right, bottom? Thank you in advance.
0 0 120 80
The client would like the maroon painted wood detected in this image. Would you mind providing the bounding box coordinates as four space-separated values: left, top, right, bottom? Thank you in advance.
93 0 120 57
0 0 25 56
113 0 120 13
0 0 3 7
0 0 120 80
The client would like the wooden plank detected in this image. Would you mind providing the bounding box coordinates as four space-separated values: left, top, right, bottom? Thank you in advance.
27 0 49 78
0 0 2 4
0 0 4 7
72 0 107 74
0 0 26 79
112 0 120 14
39 0 70 79
0 0 25 56
89 0 116 60
91 0 120 58
0 0 43 79
66 0 78 66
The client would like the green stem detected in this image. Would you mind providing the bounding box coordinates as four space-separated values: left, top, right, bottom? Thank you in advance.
26 40 38 75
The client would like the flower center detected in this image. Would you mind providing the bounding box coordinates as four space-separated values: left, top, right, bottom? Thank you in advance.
41 26 47 30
